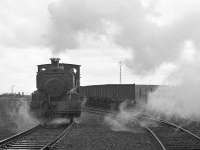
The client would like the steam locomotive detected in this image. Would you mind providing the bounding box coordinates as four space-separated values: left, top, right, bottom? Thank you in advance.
30 58 81 122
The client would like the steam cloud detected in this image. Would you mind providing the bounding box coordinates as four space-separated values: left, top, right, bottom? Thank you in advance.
47 0 200 129
146 46 200 121
104 101 158 132
0 97 39 135
47 0 200 73
104 47 200 131
2 0 200 73
1 0 200 131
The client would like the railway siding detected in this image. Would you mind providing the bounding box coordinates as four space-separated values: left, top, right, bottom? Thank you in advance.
174 121 200 137
83 107 200 150
2 107 200 150
0 123 73 150
52 110 159 150
145 118 200 150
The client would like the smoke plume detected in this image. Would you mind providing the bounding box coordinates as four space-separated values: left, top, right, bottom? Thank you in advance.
2 0 200 74
47 0 200 73
45 0 200 125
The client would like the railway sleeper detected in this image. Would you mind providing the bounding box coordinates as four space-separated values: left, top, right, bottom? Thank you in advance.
5 145 43 148
10 142 46 145
6 143 44 146
166 146 200 150
5 147 42 150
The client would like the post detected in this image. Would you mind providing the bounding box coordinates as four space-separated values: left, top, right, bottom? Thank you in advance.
119 61 122 84
11 85 15 94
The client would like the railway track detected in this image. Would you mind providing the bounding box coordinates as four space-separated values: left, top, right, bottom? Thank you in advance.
83 107 169 150
84 107 200 150
0 122 74 150
178 122 200 137
145 118 200 150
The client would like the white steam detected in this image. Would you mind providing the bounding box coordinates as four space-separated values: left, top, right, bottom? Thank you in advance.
47 0 200 73
0 97 39 133
146 42 200 121
47 118 70 126
2 0 200 131
105 41 200 131
104 101 157 132
12 98 39 131
2 0 200 74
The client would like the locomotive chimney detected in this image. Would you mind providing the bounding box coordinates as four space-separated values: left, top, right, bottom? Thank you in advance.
50 58 60 67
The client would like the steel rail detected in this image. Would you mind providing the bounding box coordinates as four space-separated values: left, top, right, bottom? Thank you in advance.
84 107 167 150
160 119 200 140
41 122 75 150
143 116 200 150
143 115 200 141
85 108 200 149
0 123 72 150
0 124 40 145
84 107 200 142
145 126 167 150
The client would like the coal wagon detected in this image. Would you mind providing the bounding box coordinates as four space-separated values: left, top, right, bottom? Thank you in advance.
80 84 135 110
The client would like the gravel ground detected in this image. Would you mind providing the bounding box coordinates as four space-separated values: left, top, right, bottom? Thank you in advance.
53 112 158 150
0 128 15 140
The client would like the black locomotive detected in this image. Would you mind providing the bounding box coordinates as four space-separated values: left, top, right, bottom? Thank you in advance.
30 58 81 122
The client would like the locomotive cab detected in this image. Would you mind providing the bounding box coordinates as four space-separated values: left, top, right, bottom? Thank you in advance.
31 58 81 122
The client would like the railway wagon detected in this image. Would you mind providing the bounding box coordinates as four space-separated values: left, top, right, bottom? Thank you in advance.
30 58 81 122
135 84 159 104
80 84 135 110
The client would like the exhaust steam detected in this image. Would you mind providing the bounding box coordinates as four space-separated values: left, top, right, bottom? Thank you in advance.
0 96 39 138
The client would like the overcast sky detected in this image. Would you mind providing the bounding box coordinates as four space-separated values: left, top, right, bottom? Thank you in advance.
0 0 200 94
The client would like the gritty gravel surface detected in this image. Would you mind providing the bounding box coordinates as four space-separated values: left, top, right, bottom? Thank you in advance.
52 112 158 150
0 129 14 140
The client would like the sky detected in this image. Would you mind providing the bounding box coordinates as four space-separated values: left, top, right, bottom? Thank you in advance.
0 0 200 94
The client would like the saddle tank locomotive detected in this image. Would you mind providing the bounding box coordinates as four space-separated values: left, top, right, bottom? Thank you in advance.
30 58 81 122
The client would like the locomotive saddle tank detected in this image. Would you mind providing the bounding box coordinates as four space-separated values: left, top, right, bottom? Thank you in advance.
30 58 81 122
